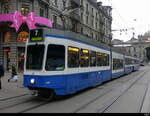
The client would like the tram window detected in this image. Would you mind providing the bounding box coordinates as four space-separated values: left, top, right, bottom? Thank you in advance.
90 51 96 67
96 52 109 66
113 59 123 70
26 45 45 70
68 47 80 68
125 58 132 65
45 44 65 71
80 49 89 67
125 58 128 65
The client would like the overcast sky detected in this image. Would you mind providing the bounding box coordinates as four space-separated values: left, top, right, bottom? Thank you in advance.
98 0 150 42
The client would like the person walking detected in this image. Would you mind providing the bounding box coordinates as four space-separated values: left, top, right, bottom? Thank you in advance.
0 62 4 89
8 64 18 82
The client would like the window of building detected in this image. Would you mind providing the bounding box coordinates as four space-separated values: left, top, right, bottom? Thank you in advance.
40 8 44 17
91 32 93 39
80 0 83 5
91 19 94 27
95 34 98 41
97 52 109 66
92 8 94 14
54 0 58 6
53 15 57 28
90 51 96 67
86 3 89 13
96 12 98 19
80 49 89 67
95 22 98 29
21 5 29 16
46 0 49 3
81 27 83 34
68 47 80 68
45 44 65 71
81 12 83 22
45 7 49 18
4 6 9 13
86 16 88 24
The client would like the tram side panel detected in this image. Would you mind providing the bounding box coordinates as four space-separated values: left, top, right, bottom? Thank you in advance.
124 55 134 74
23 34 111 96
133 57 140 71
65 39 111 94
111 52 124 79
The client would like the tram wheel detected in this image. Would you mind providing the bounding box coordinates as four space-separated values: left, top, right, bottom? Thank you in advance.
47 90 55 101
37 89 55 101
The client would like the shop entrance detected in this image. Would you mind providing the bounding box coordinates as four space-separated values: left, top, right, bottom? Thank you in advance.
17 47 25 72
3 47 10 71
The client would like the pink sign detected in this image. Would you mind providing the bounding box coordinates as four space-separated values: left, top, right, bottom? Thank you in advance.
0 11 53 31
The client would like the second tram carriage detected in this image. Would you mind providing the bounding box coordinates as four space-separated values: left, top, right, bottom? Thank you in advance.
23 29 140 99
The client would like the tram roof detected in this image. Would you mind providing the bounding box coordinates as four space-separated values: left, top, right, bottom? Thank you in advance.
35 27 131 56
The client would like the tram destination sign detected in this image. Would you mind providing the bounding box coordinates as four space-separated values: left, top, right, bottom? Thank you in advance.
30 29 44 42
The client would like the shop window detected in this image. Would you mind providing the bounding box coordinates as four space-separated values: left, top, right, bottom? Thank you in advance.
17 47 25 72
4 32 12 43
17 31 29 43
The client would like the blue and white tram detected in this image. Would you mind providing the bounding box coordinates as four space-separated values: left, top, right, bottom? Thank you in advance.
23 29 140 99
132 56 140 71
124 55 134 74
23 29 111 97
111 51 124 79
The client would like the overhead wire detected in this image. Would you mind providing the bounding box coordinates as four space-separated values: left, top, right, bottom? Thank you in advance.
107 0 134 39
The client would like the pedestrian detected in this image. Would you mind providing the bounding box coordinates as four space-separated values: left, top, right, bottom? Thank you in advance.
8 64 18 82
0 62 4 89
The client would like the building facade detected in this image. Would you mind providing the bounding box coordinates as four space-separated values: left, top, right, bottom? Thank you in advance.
0 0 112 72
112 35 150 63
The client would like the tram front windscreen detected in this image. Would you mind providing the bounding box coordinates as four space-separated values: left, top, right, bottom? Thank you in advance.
26 45 45 70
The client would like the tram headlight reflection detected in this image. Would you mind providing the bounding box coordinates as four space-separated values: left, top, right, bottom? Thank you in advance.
30 78 35 84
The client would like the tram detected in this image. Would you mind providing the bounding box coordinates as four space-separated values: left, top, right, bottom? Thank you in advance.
23 29 140 99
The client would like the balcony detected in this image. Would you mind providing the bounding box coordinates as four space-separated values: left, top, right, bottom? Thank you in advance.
70 12 80 22
71 0 80 6
40 0 49 5
53 23 64 30
70 0 80 9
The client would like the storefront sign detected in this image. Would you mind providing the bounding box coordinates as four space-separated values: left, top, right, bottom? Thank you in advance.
0 11 53 31
3 48 10 52
17 31 29 42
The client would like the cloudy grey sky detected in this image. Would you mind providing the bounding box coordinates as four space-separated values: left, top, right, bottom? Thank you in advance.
98 0 150 41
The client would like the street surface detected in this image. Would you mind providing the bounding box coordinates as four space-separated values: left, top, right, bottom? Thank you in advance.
0 66 150 113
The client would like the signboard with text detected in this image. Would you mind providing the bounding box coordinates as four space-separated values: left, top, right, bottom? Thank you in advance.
29 29 44 42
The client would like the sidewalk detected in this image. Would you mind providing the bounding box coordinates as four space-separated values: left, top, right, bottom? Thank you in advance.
0 72 28 99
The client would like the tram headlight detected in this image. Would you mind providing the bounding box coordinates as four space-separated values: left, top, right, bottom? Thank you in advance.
30 78 35 84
